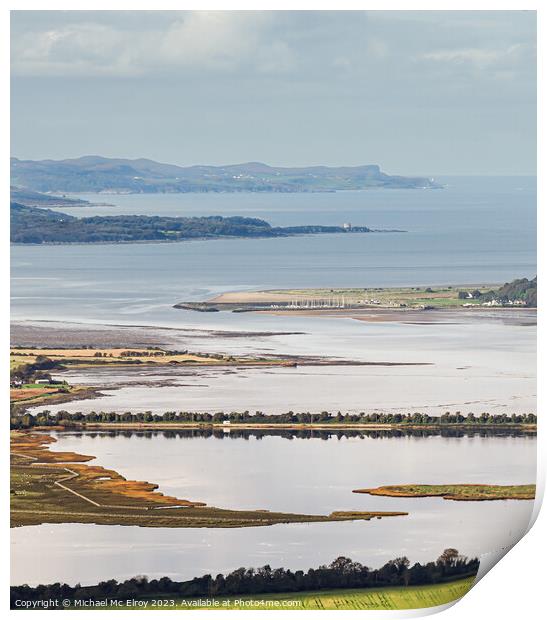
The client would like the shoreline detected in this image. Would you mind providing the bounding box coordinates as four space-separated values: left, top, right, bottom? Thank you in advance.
9 320 308 349
10 229 404 248
10 386 103 415
32 422 538 433
10 430 408 529
175 283 537 316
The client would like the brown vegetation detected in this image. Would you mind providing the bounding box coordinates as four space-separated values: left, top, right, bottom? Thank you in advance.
10 431 202 507
10 387 58 402
10 431 408 528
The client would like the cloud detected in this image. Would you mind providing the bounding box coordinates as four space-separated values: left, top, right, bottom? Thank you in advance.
156 13 266 70
10 9 535 94
419 43 530 69
10 11 536 174
12 22 132 76
11 12 296 77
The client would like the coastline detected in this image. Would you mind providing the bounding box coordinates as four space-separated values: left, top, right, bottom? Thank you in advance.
10 229 404 248
175 284 537 317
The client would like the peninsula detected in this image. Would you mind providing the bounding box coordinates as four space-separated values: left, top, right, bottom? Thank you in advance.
10 431 407 528
175 278 538 313
10 186 93 208
10 203 400 244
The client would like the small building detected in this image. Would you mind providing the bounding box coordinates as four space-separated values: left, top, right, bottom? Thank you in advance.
343 222 352 230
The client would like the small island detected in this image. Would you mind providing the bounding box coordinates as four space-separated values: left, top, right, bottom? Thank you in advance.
353 484 536 501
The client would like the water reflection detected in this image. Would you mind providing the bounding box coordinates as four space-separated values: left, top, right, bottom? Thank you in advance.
12 403 536 585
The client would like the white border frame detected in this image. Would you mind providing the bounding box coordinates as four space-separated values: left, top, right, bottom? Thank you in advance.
3 2 543 618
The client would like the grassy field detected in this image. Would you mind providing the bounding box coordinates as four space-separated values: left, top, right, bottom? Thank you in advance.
109 578 475 610
208 285 499 310
354 484 536 501
10 347 292 372
10 431 407 529
268 286 487 308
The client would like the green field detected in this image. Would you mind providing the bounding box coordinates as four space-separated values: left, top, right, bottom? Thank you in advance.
109 578 475 610
267 286 490 308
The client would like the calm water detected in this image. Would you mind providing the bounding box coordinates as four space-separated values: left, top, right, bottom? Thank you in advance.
11 178 537 587
46 431 536 513
11 177 536 327
11 431 536 586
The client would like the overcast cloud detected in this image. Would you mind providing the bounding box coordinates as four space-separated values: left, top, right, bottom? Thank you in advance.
10 11 536 175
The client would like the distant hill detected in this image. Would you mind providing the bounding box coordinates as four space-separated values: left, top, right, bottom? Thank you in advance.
10 202 388 244
10 186 90 207
10 156 441 194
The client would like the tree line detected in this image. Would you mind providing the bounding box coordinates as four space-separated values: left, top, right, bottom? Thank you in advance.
11 408 537 429
458 276 537 307
11 549 478 605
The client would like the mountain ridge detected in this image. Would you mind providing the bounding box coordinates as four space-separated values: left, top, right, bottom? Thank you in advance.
11 156 441 194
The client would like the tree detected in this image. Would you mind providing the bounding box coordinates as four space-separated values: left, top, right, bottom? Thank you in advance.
437 548 460 567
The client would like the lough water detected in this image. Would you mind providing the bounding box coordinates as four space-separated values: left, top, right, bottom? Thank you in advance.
10 430 536 586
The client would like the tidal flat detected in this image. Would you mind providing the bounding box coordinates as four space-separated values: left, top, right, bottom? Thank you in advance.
18 299 536 417
31 357 536 416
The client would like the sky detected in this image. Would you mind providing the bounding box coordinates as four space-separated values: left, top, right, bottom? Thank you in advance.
10 10 536 176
